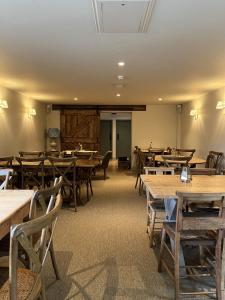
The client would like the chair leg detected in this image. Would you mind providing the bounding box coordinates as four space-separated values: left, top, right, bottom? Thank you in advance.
40 278 47 300
215 231 223 300
73 184 77 212
86 180 89 201
50 242 60 280
149 210 156 248
158 228 166 272
135 174 139 188
174 233 180 300
104 169 106 180
89 178 93 196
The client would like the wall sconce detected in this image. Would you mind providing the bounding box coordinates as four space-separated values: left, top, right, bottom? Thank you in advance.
190 109 199 119
28 108 36 118
216 101 225 110
0 99 8 108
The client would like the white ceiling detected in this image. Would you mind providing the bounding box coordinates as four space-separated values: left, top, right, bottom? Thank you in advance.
0 0 225 105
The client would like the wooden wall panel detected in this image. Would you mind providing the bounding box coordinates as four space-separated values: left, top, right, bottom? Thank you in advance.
60 109 100 151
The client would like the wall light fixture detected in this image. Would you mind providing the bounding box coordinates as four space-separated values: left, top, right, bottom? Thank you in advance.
28 108 36 118
0 99 8 108
190 109 199 119
216 101 225 110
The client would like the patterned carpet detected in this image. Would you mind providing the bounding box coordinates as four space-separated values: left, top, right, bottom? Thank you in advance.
44 164 174 300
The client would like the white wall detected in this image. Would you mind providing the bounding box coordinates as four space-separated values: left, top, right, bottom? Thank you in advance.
181 87 225 158
0 85 46 156
132 105 178 150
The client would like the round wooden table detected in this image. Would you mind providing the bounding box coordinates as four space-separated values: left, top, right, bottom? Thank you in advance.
154 155 206 166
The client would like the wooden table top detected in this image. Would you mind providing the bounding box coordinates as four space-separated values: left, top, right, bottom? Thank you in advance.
141 175 225 199
0 190 33 240
154 155 206 165
0 158 100 168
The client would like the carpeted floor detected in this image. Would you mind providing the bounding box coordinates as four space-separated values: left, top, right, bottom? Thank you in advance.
44 163 174 300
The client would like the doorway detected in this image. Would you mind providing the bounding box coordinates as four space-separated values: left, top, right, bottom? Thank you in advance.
116 120 131 158
100 120 112 155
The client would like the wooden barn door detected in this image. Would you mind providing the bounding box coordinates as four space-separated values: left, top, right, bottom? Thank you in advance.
60 109 100 151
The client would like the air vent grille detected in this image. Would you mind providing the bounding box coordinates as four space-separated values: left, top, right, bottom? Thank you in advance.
92 0 155 33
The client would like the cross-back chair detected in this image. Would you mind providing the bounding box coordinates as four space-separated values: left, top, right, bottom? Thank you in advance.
161 155 192 171
48 156 77 211
0 156 13 168
144 167 175 247
19 151 44 158
0 169 13 190
205 151 224 174
158 191 225 299
0 193 62 300
15 157 45 189
176 148 196 157
96 151 112 180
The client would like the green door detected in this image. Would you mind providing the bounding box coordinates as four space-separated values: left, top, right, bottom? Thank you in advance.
116 120 131 158
100 120 112 155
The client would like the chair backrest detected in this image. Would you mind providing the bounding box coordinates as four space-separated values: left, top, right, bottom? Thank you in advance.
175 191 225 232
19 151 44 158
29 176 63 219
15 157 45 188
9 193 62 299
161 155 192 167
205 151 224 173
144 166 174 175
190 168 217 175
0 156 14 168
0 168 13 190
176 148 196 157
44 151 60 158
48 156 77 185
101 151 112 169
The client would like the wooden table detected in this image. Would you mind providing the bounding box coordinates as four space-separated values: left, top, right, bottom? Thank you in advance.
0 190 33 240
154 155 206 166
141 174 225 273
141 174 225 199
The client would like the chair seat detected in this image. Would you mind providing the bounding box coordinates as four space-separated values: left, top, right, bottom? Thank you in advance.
163 222 216 242
0 268 40 300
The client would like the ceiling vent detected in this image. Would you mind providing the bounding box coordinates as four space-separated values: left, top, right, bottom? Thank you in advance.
92 0 156 33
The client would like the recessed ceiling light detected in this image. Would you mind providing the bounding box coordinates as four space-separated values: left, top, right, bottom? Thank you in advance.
74 97 78 101
118 75 124 80
158 98 163 101
116 93 121 97
118 61 125 67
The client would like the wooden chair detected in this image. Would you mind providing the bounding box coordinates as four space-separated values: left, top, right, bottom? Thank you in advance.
28 177 63 280
0 193 62 300
176 148 196 157
0 169 13 190
48 156 77 211
19 151 44 158
44 151 60 158
205 151 224 174
15 157 45 189
144 167 175 247
158 191 225 299
161 155 192 173
76 166 93 204
0 156 13 168
96 151 112 180
135 149 155 193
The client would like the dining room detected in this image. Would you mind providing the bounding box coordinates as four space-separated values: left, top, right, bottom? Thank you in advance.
1 0 225 299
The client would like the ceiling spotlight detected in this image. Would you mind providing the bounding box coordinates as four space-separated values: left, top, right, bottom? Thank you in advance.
118 61 125 67
74 97 78 101
116 93 121 97
158 98 163 101
118 75 124 80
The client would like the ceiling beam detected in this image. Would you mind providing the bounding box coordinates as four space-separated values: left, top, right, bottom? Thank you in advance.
52 105 146 111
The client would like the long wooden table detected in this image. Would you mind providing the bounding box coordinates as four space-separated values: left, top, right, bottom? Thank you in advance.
0 158 100 168
154 155 206 166
0 190 33 240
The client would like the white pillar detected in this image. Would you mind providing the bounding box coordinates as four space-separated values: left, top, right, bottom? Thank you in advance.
112 118 117 159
